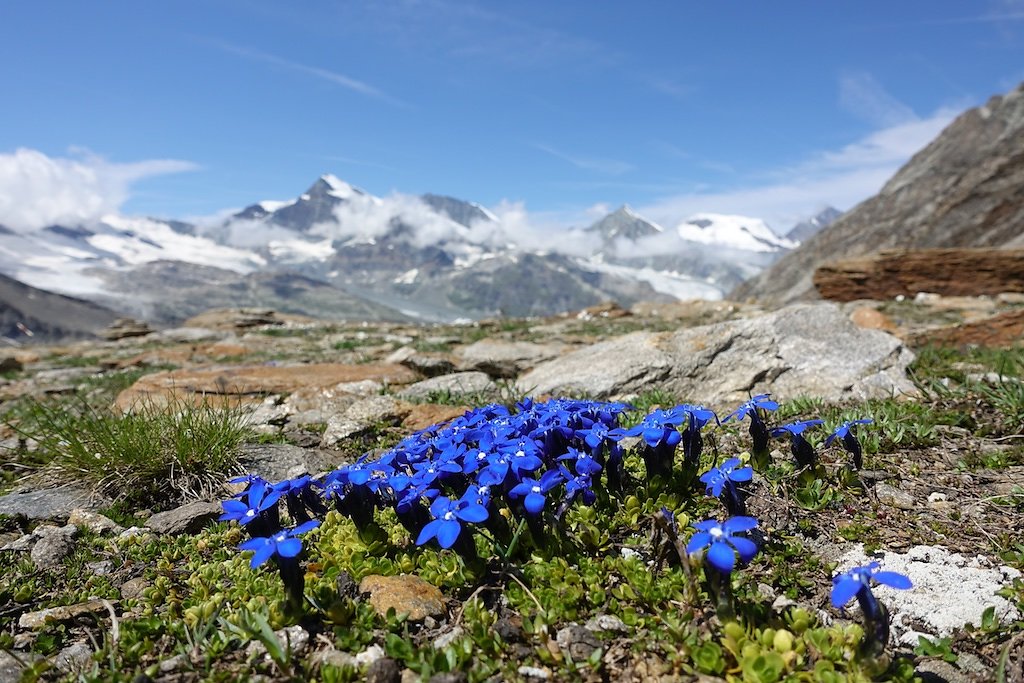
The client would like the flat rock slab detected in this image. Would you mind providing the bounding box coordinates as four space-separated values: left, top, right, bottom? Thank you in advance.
517 303 916 406
814 248 1024 302
19 599 114 629
397 372 495 401
321 395 407 448
237 443 340 482
834 544 1022 645
114 362 418 411
0 486 110 522
359 574 446 621
907 309 1024 349
146 501 223 535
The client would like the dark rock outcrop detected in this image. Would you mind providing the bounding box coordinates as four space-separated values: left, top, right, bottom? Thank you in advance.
813 248 1024 301
733 81 1024 304
0 272 120 342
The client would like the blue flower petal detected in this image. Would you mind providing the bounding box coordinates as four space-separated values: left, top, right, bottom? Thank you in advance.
291 519 321 535
524 492 546 515
276 537 303 558
436 519 461 548
686 531 712 554
830 575 862 608
873 571 913 590
707 541 736 573
416 519 443 546
729 467 753 482
458 503 489 523
729 536 758 563
723 516 758 533
250 542 275 569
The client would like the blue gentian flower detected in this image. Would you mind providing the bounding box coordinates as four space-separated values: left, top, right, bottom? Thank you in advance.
700 458 753 497
557 446 603 476
772 419 824 468
509 469 565 515
772 419 824 436
416 495 489 549
611 408 685 478
826 419 873 469
674 404 718 465
686 516 759 573
220 479 282 525
723 394 779 468
831 561 912 611
238 519 320 569
723 394 779 422
700 458 753 516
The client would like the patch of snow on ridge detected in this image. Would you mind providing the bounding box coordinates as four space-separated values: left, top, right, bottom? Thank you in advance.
320 173 361 200
96 215 265 271
578 258 723 300
677 213 796 252
394 268 419 284
258 199 294 212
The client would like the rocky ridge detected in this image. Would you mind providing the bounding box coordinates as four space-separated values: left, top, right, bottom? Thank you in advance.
734 80 1024 305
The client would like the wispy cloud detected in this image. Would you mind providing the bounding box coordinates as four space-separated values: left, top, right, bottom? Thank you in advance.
839 71 918 127
637 107 957 230
532 143 634 175
204 39 408 107
0 148 197 233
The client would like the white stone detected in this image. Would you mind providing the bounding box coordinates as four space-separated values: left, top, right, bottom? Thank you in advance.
834 544 1021 644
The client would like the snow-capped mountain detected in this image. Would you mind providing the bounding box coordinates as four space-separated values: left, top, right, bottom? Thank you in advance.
0 173 824 324
585 205 664 243
583 207 797 297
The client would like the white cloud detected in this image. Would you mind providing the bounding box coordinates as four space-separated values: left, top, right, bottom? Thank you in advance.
637 108 957 230
0 148 197 233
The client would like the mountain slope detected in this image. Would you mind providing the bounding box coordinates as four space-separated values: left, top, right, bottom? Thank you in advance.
86 261 410 325
733 81 1024 304
0 272 120 342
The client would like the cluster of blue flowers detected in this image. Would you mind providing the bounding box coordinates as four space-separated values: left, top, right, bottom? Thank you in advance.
221 393 895 638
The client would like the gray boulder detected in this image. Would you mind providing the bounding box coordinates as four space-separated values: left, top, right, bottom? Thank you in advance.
397 372 496 401
0 486 110 522
516 303 916 405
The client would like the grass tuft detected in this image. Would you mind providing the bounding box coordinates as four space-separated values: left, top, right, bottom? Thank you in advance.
13 393 251 510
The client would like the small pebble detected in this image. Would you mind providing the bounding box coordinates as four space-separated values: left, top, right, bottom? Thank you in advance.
518 666 551 680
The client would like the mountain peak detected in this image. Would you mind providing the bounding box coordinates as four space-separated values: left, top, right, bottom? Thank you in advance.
310 174 361 200
785 206 842 242
587 205 663 242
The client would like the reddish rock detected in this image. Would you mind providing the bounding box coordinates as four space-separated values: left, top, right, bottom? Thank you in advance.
907 309 1024 348
182 308 316 331
814 248 1024 302
401 403 469 431
359 574 446 621
113 362 417 411
849 305 897 332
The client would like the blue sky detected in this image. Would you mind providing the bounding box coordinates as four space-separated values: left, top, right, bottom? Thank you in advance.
1 1 1023 232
